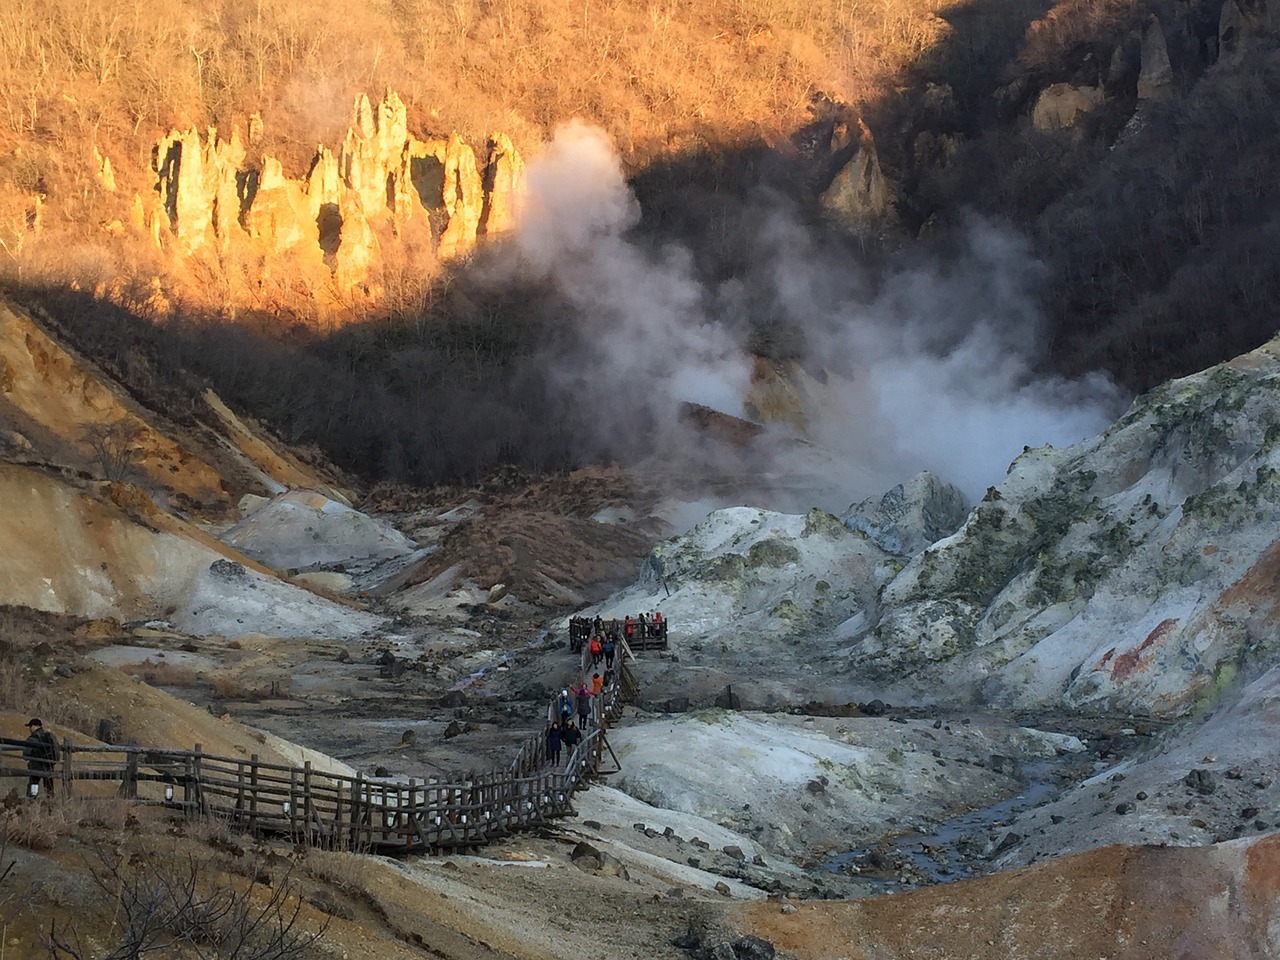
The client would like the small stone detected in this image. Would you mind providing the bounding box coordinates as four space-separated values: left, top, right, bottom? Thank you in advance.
633 823 647 832
1241 806 1260 820
644 828 658 838
1190 818 1208 829
723 845 746 861
1184 769 1216 795
1252 776 1273 789
1136 791 1148 801
570 840 603 862
663 826 676 838
781 903 797 915
582 820 602 829
733 935 777 960
1115 802 1135 815
714 881 732 896
1226 767 1244 780
1050 815 1065 825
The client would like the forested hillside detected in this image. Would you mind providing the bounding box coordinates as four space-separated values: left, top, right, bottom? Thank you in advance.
0 0 1276 487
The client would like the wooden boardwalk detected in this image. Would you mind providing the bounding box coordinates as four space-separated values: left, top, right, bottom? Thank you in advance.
2 655 635 855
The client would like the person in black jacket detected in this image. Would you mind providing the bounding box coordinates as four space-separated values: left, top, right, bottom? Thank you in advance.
561 720 581 753
23 718 58 797
546 722 562 766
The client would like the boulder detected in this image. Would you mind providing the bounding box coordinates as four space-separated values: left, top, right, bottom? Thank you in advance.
819 120 895 234
1031 84 1105 131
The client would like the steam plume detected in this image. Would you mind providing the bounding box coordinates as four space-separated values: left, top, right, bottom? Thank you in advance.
504 121 1125 510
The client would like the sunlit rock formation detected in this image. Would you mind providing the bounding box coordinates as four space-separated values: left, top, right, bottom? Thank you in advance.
151 91 525 284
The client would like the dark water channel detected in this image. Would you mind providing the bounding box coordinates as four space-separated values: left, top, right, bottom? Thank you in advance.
823 759 1061 893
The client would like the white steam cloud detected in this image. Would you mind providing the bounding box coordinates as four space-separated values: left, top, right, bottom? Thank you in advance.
513 120 753 420
507 121 1126 510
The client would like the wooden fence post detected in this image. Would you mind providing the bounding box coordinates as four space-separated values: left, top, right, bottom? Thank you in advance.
60 738 72 798
288 768 299 838
302 761 313 844
249 755 259 832
349 773 362 850
122 748 138 799
192 744 205 815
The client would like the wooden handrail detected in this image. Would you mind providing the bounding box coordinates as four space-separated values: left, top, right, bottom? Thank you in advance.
4 659 639 854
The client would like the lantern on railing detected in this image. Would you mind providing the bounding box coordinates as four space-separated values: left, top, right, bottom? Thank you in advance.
282 801 292 815
27 783 38 799
164 785 174 802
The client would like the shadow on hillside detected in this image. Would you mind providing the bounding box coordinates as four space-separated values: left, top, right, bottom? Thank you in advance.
627 0 1280 396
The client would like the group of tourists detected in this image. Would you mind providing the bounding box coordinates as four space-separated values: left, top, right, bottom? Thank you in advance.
544 669 614 766
568 611 667 655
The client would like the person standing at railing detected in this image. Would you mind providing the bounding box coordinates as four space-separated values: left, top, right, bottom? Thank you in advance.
23 718 58 798
636 612 647 640
546 722 562 766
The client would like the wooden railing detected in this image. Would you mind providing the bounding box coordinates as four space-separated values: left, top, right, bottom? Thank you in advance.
1 662 634 855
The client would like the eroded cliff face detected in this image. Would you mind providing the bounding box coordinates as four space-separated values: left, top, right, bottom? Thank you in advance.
149 91 525 288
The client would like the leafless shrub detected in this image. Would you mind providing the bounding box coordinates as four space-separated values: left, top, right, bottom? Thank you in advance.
81 420 143 483
128 660 199 688
208 676 247 700
43 843 329 960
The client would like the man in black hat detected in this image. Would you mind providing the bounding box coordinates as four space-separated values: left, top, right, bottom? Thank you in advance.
23 718 58 797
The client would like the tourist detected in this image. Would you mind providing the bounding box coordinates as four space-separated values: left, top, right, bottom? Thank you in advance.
561 720 581 753
23 718 58 798
576 684 592 728
589 634 603 667
591 672 603 696
603 634 615 668
546 721 562 766
558 689 573 726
